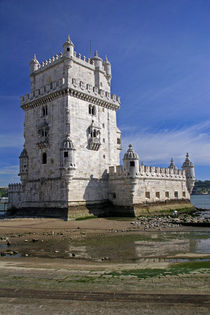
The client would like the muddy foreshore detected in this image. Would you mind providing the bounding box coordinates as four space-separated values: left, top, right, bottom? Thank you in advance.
0 214 210 314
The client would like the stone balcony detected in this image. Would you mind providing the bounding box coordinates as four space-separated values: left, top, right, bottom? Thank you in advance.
89 137 101 151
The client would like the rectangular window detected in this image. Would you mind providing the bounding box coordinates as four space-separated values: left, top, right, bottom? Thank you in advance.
117 138 121 144
145 192 150 199
183 191 186 197
174 191 178 198
42 152 47 164
165 191 169 198
156 192 160 198
64 152 68 158
130 161 135 167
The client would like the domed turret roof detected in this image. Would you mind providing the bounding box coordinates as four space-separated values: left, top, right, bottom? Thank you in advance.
19 147 28 158
182 153 194 168
63 34 74 47
123 144 139 160
103 56 110 64
91 50 102 61
62 137 75 150
168 157 178 170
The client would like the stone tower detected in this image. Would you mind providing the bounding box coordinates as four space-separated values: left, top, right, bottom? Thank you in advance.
8 35 195 218
11 36 122 211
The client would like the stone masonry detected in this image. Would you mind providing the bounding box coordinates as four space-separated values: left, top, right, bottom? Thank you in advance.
8 36 196 217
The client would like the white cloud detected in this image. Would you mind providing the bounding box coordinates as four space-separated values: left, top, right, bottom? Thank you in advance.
0 165 20 186
0 134 23 148
0 165 19 175
122 121 210 166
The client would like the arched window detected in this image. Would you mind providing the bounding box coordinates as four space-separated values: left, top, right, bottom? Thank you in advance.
64 151 68 158
89 105 92 115
42 152 47 164
92 106 96 115
42 106 48 117
130 161 135 167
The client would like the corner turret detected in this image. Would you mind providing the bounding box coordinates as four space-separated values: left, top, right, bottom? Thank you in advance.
182 153 196 194
123 144 139 177
18 146 28 184
63 35 74 58
91 50 103 69
30 54 39 73
168 158 177 170
103 56 112 84
60 137 76 181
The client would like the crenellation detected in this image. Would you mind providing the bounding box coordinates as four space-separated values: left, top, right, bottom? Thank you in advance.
8 183 22 192
116 165 123 175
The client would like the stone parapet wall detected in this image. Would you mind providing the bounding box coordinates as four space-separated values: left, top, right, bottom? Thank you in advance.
21 78 120 110
109 165 186 179
8 183 22 192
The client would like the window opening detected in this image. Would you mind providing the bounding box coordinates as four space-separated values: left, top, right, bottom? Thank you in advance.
42 152 47 164
145 192 150 199
165 191 169 198
156 192 160 198
130 161 135 167
89 105 92 114
64 152 68 158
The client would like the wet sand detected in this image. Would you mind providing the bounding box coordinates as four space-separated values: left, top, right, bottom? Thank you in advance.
0 217 210 314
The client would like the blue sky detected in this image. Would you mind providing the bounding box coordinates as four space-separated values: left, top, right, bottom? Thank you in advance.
0 0 210 185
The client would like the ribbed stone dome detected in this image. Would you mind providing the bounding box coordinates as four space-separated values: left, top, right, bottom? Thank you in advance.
182 153 194 167
62 137 75 150
19 147 28 158
123 144 139 160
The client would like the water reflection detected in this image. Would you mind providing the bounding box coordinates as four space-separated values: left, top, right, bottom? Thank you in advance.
1 231 210 263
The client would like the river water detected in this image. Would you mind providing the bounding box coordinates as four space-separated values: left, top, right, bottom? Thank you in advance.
191 194 210 210
191 194 210 219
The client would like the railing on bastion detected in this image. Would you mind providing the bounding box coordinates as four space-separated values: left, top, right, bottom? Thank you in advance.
8 183 23 193
109 165 186 178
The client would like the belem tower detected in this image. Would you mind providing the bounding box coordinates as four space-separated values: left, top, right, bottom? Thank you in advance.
8 36 196 218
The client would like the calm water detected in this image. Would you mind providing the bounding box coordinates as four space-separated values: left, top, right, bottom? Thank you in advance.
191 195 210 220
1 231 210 262
191 194 210 209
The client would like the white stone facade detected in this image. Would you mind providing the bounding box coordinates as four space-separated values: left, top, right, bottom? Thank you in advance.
8 36 196 215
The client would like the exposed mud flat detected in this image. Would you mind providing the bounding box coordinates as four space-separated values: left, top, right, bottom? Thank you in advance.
0 217 210 314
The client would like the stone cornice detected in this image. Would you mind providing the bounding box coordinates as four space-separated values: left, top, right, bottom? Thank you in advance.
21 87 120 111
